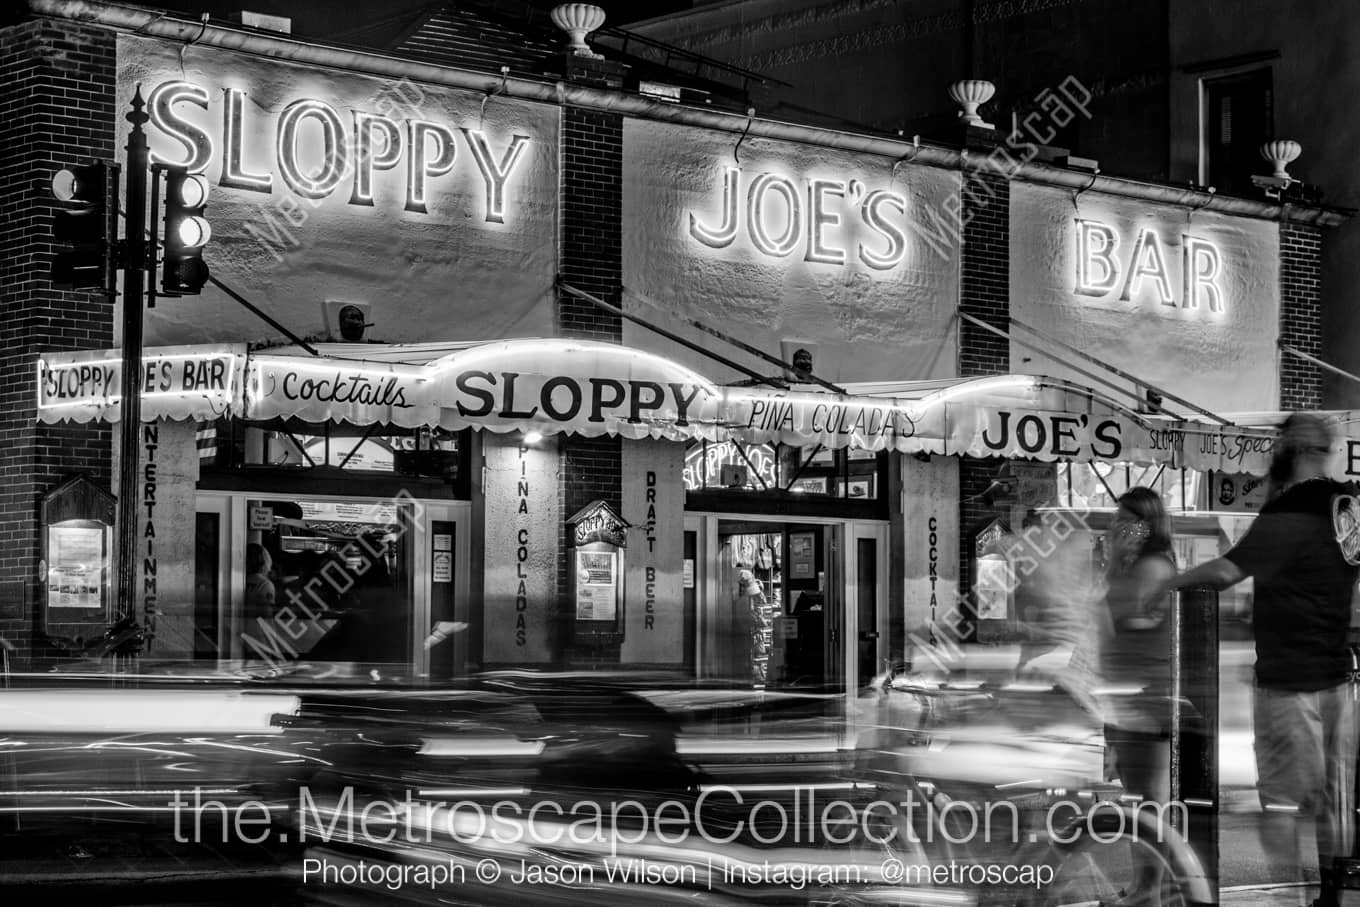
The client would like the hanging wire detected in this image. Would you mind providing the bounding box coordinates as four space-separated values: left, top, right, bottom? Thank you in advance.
733 107 756 164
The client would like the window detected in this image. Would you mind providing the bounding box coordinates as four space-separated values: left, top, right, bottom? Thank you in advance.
681 440 884 502
1203 68 1272 196
1055 462 1200 513
202 419 468 482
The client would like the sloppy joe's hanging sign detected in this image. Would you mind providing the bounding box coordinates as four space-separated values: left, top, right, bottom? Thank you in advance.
37 345 245 423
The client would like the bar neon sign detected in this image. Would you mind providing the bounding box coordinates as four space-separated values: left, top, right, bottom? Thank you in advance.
147 80 531 222
1074 219 1226 313
688 167 908 270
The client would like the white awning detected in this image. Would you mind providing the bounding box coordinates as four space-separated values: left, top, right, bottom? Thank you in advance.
36 344 246 423
36 341 1288 475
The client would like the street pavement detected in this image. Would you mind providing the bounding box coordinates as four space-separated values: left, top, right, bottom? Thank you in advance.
1222 884 1317 905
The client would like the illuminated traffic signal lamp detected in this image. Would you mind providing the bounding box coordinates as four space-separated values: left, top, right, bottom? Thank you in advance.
161 167 212 295
50 163 114 290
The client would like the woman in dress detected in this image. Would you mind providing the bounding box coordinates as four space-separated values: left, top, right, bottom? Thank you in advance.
1102 486 1177 803
1101 487 1178 906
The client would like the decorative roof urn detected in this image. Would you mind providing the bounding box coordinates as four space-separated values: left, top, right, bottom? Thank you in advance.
551 4 606 58
1260 139 1302 180
949 79 996 127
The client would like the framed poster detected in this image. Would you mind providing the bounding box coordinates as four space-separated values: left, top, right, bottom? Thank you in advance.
575 549 618 620
790 532 815 579
47 523 107 610
843 476 875 499
789 476 828 495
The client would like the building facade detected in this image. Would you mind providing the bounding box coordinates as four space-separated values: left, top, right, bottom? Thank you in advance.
1 1 1347 701
634 0 1360 409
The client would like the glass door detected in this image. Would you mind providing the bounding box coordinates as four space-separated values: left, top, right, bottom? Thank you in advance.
194 492 237 659
846 521 888 691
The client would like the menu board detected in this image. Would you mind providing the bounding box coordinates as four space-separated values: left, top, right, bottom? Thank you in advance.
575 549 618 620
47 524 105 610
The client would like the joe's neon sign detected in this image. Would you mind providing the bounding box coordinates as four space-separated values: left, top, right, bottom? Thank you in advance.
688 167 909 270
1074 219 1225 313
147 80 531 222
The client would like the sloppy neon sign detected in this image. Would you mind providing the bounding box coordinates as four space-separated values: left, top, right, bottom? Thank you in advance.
682 440 779 490
1074 219 1225 313
147 81 531 222
688 167 908 270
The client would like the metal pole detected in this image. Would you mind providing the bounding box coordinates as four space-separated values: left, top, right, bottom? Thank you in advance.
116 88 149 624
1175 585 1219 894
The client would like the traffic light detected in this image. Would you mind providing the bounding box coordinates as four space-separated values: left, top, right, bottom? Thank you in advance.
160 166 212 295
50 162 115 290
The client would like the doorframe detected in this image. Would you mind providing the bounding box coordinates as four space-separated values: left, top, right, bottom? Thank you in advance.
194 492 242 658
416 500 473 678
196 490 470 673
688 511 889 695
845 519 890 687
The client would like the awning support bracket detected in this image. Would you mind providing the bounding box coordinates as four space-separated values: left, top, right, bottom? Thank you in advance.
620 284 848 394
336 423 380 470
1007 315 1232 426
783 443 824 491
208 274 320 357
557 280 784 389
1280 342 1360 388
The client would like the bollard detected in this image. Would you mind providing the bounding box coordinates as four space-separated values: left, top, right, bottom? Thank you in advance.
1171 584 1218 895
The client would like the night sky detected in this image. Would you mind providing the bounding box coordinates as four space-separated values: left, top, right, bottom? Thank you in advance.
108 0 695 48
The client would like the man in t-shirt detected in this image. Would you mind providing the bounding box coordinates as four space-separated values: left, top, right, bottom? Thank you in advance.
1166 413 1358 907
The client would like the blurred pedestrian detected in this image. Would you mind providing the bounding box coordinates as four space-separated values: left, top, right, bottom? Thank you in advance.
1101 487 1177 803
1165 413 1358 907
1009 507 1104 722
1101 487 1178 907
244 543 275 622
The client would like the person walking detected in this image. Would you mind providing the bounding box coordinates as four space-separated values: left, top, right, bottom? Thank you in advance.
1164 413 1359 907
1102 487 1177 804
1101 487 1178 907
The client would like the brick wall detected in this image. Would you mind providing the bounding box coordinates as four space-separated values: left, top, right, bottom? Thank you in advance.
955 169 1010 641
0 19 117 666
1279 222 1322 411
959 169 1009 378
555 54 625 667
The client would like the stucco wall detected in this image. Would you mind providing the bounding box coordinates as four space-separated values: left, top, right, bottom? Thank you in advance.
623 119 960 384
1167 0 1360 406
1010 183 1279 414
117 35 559 348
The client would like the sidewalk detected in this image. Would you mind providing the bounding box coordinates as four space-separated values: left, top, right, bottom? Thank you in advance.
1221 883 1315 905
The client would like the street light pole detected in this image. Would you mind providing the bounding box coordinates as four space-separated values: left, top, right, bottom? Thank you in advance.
116 88 148 626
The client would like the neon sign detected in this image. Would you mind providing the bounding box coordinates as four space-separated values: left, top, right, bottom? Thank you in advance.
146 80 531 222
688 167 908 270
1074 219 1225 313
682 441 779 490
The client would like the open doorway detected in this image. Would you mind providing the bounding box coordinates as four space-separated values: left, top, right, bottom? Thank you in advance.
705 520 842 690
